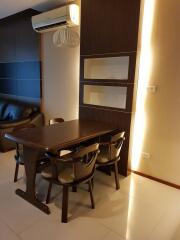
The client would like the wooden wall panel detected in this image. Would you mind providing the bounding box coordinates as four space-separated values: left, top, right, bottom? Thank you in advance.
81 0 141 55
79 0 141 176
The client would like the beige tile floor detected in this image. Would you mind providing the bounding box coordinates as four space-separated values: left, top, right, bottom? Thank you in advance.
0 150 180 240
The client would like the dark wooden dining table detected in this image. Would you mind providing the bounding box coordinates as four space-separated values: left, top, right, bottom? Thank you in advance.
5 119 116 214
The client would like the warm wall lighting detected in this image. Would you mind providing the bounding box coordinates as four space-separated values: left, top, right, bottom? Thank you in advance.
125 2 156 238
131 0 155 170
69 4 80 26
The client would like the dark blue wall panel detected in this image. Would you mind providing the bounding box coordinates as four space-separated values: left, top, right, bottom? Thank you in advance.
0 9 41 103
0 78 17 95
17 80 40 98
0 63 16 78
16 61 41 80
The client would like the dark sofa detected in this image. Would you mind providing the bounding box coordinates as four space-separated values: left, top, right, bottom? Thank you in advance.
0 98 44 152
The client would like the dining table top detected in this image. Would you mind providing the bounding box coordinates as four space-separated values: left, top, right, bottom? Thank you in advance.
5 119 117 151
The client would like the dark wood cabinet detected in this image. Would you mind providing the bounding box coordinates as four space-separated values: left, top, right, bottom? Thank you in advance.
79 0 141 176
80 0 141 55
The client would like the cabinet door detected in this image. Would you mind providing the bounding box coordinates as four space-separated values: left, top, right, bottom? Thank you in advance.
80 0 141 55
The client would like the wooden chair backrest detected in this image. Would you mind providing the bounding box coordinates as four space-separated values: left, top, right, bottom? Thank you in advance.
109 131 125 161
49 118 64 125
72 143 99 180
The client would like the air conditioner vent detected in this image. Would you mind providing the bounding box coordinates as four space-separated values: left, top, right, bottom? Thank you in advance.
35 21 67 32
32 4 79 33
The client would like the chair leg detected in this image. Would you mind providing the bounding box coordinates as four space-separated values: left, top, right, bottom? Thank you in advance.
91 178 94 189
114 162 120 190
14 163 19 182
61 185 69 223
88 178 94 192
88 180 95 209
46 181 53 204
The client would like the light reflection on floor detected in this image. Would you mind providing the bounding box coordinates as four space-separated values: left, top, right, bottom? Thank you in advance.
0 150 180 240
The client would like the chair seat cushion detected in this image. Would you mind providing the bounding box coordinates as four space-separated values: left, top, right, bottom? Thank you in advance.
96 146 110 164
58 167 74 184
41 164 61 179
41 164 74 184
41 149 74 183
52 149 72 156
60 150 72 156
96 155 109 164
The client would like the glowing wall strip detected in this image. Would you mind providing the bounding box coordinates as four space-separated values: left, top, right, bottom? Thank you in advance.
126 1 155 237
131 0 155 170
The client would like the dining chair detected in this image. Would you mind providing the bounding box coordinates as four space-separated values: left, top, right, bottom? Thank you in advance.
96 131 125 190
48 117 73 156
13 124 49 182
41 143 100 223
49 117 64 125
49 117 79 193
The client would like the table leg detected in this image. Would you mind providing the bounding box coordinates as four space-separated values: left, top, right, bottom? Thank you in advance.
15 146 50 214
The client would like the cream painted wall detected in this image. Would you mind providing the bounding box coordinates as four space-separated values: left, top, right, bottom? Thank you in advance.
41 31 80 123
130 0 180 185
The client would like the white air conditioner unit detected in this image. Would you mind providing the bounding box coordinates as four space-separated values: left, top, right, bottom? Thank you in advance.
32 4 79 33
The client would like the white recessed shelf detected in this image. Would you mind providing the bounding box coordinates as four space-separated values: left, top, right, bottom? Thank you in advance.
84 56 129 80
83 85 127 109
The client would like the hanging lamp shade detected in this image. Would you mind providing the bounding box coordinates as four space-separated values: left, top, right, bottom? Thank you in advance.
53 27 80 48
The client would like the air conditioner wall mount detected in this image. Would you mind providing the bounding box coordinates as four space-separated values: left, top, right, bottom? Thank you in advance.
32 4 79 33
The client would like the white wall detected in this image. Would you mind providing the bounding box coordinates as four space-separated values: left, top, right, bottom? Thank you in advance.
130 0 180 186
41 31 80 124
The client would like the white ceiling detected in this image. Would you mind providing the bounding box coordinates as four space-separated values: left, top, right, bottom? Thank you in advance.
0 0 67 19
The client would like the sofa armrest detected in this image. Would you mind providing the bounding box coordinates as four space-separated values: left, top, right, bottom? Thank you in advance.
0 112 44 129
0 112 44 152
29 112 44 127
0 118 30 129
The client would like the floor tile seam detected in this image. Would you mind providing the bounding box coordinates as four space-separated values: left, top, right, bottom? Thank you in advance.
110 190 160 212
98 228 113 240
95 220 127 240
92 199 167 240
147 208 178 240
9 213 47 235
121 191 173 213
125 214 164 240
0 218 22 240
101 229 126 240
18 216 109 239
